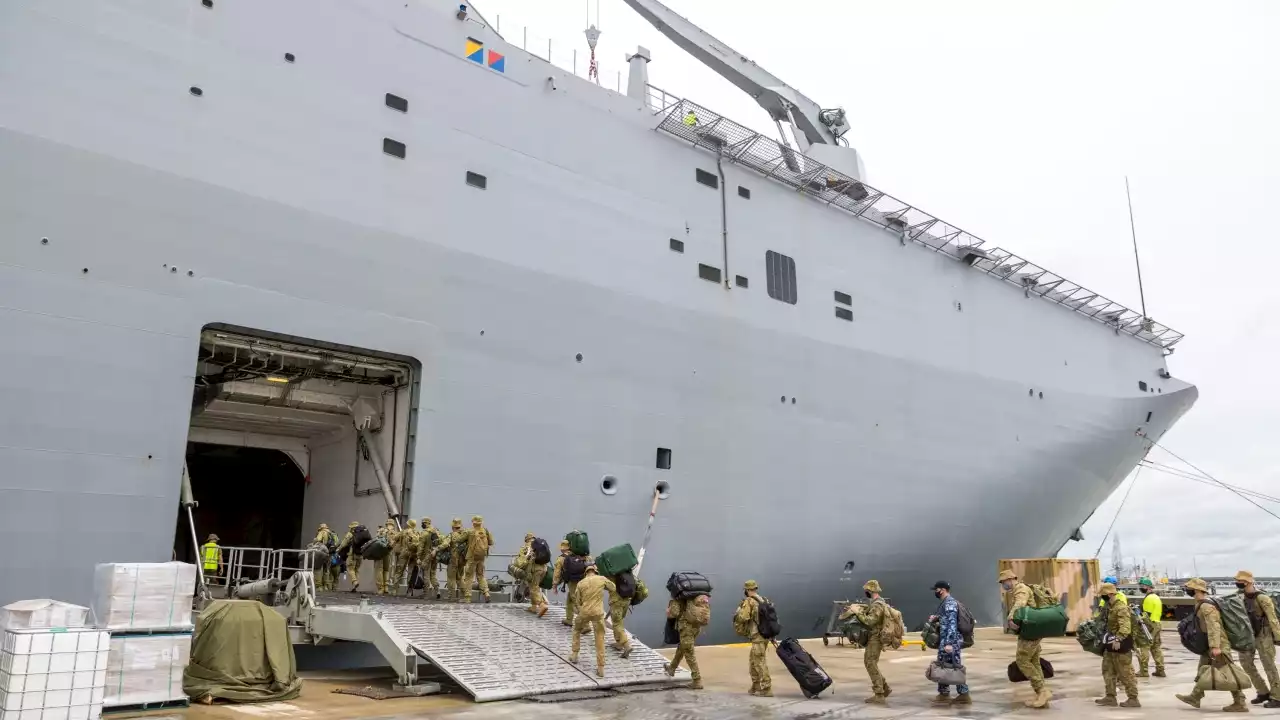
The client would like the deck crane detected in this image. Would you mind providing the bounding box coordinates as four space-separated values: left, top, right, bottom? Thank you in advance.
619 0 867 181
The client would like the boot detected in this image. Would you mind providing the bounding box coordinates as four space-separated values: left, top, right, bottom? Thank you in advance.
596 667 605 678
538 605 549 618
1253 693 1270 705
1223 698 1249 713
952 693 972 705
663 662 675 677
620 645 632 659
748 686 759 696
1176 694 1201 708
563 620 574 627
1027 688 1052 709
1095 696 1118 706
757 688 773 697
882 685 892 698
484 595 491 604
864 695 886 705
1120 698 1141 708
932 694 951 704
689 678 703 690
1138 670 1150 678
567 653 578 665
1154 669 1167 678
1265 699 1280 709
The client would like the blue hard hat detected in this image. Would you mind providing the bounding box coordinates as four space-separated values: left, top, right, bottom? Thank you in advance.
1103 576 1118 584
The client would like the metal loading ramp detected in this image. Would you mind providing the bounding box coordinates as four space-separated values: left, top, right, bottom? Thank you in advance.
378 602 688 702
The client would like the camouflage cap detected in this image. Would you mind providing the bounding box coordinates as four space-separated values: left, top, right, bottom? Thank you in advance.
997 569 1018 582
1235 570 1255 583
472 515 483 524
1099 582 1117 594
863 579 881 593
207 534 220 543
317 523 329 531
559 540 571 550
584 564 598 575
744 580 758 591
451 517 463 527
1184 577 1209 593
1138 577 1154 587
421 517 431 525
349 521 359 529
525 532 535 541
406 519 417 528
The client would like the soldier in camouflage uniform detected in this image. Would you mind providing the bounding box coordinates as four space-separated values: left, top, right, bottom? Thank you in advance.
511 532 534 601
461 515 494 603
1177 577 1249 712
390 518 420 596
1095 582 1140 707
1236 570 1280 708
1001 569 1051 709
416 517 442 598
857 580 892 704
437 518 468 601
554 539 594 629
337 521 363 592
608 573 633 658
568 565 615 677
526 542 550 617
664 594 709 690
312 523 339 591
735 580 772 696
374 520 396 595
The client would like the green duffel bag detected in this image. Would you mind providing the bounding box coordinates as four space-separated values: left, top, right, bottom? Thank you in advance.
922 618 941 650
595 543 638 577
1076 617 1106 656
540 565 554 590
566 530 590 557
360 536 391 560
841 616 872 646
1013 604 1068 641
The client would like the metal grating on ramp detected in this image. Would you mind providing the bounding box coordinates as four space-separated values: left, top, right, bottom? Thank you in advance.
374 602 689 702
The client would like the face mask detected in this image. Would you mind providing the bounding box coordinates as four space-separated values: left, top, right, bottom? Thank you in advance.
864 590 872 599
1001 581 1013 592
744 590 749 597
1236 583 1247 590
934 590 944 599
1185 589 1197 597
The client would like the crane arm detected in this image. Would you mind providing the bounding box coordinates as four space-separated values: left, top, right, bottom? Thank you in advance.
618 0 849 149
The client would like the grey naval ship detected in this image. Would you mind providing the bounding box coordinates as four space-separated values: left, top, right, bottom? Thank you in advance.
0 0 1195 645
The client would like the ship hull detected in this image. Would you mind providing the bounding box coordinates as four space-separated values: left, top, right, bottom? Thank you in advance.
0 0 1195 644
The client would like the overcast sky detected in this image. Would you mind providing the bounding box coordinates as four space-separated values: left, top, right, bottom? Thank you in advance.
473 0 1280 577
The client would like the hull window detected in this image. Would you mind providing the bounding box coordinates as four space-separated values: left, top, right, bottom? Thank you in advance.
698 264 721 283
738 186 751 199
834 290 852 306
735 275 748 288
695 169 718 189
656 448 672 470
383 138 406 159
835 307 852 322
669 238 685 253
466 171 487 189
765 251 798 305
385 93 408 113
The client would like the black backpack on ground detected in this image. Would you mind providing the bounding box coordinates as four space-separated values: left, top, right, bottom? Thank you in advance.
756 597 781 639
666 571 712 600
1008 658 1055 682
563 555 588 583
531 537 551 565
615 570 637 599
1179 613 1210 655
775 638 832 698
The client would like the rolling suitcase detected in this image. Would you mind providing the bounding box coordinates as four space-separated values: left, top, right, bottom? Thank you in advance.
775 637 832 698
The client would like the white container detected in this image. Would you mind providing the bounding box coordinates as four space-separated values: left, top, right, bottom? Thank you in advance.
90 564 196 632
0 604 89 633
102 634 190 708
0 628 108 720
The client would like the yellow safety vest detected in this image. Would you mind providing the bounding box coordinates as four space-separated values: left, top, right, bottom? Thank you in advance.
201 542 220 571
683 113 697 126
1142 593 1163 623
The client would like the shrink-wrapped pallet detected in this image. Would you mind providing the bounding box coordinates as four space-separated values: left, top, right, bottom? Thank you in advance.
0 627 109 720
103 634 190 708
1 602 89 632
90 564 196 632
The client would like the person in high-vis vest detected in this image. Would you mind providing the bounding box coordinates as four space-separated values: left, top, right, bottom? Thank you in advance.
201 534 223 585
1135 577 1166 678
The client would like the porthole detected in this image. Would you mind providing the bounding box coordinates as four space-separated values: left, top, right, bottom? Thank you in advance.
600 475 618 496
655 481 671 499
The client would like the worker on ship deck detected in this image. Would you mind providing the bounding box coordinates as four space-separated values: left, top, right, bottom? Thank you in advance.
201 534 223 587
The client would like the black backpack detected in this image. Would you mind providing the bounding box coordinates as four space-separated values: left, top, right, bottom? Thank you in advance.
323 532 338 552
1179 613 1210 655
563 555 588 583
351 524 372 548
615 570 637 599
531 538 551 565
756 597 781 639
956 601 976 645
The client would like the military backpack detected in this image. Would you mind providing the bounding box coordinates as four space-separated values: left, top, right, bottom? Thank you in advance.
683 594 711 628
629 578 649 607
1028 583 1060 609
530 537 551 565
466 528 492 561
878 601 906 648
1209 595 1256 652
562 554 588 583
756 597 781 639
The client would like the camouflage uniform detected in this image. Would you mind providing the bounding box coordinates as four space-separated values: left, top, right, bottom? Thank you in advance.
857 580 891 703
438 519 469 601
1095 584 1139 707
1002 569 1051 709
608 577 633 657
1236 570 1280 707
1177 578 1248 712
553 541 593 627
568 566 615 677
664 595 708 689
374 521 395 595
390 519 420 595
415 518 441 597
312 524 339 591
461 515 493 603
337 521 363 592
512 533 533 601
1136 579 1166 677
528 559 550 615
735 580 772 696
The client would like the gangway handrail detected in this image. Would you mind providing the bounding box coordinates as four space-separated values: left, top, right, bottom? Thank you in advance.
644 85 1185 352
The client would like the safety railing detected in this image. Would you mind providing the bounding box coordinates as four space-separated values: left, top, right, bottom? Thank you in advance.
644 85 1185 351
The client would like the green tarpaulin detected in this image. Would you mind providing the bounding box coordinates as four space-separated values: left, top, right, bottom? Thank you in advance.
183 600 303 703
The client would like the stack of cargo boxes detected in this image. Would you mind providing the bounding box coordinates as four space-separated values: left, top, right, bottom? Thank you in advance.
0 600 109 720
91 564 197 712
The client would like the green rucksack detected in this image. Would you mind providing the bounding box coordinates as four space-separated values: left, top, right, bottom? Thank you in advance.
1028 584 1060 609
566 530 590 557
1076 617 1106 656
540 566 554 590
1211 595 1256 652
630 578 649 607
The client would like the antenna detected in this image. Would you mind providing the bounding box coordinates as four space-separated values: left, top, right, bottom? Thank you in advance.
1125 176 1148 322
